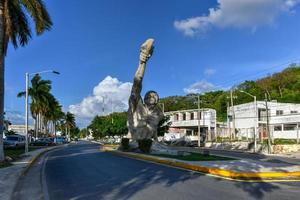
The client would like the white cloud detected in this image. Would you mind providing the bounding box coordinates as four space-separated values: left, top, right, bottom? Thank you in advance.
69 76 132 126
4 110 34 125
184 80 218 94
204 68 216 76
174 0 299 36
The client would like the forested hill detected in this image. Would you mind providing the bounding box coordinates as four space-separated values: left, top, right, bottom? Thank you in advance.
160 64 300 122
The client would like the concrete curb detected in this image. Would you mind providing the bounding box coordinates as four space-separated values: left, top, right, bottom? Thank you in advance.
20 144 66 177
108 150 300 181
20 146 57 176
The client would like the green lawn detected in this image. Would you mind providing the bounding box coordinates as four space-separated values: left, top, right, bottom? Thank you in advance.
4 146 44 160
152 152 235 161
0 161 12 168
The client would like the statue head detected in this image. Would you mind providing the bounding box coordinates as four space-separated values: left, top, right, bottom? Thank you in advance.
144 90 159 107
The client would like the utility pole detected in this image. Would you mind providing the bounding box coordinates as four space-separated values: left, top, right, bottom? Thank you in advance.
230 90 236 140
297 123 299 144
25 73 29 154
254 96 257 153
265 93 272 154
227 101 231 142
197 95 201 147
111 100 114 124
102 96 105 115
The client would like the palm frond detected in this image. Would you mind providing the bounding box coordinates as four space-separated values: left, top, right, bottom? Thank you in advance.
21 0 53 34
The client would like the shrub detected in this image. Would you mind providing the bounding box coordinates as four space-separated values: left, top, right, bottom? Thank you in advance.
273 139 297 145
261 139 298 145
121 138 130 151
138 139 153 153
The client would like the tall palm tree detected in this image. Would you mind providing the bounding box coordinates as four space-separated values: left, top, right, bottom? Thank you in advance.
0 0 52 161
17 74 52 138
64 112 76 141
44 94 64 138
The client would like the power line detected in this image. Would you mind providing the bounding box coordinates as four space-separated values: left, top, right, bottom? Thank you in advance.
211 58 300 89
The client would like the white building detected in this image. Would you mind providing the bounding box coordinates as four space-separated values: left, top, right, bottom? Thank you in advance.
165 108 217 141
229 101 300 139
8 124 34 136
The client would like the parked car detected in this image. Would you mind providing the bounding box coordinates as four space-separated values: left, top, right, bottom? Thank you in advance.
4 134 26 149
30 138 55 146
186 140 198 147
54 136 66 144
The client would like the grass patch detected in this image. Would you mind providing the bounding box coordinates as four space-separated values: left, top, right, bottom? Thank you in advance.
152 152 235 161
261 139 299 145
4 146 45 160
0 161 12 168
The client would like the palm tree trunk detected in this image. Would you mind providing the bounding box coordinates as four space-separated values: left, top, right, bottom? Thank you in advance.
0 2 5 162
37 113 40 136
68 128 70 142
54 121 56 143
34 117 37 139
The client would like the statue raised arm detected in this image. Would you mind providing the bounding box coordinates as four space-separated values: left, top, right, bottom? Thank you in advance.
130 39 154 107
127 39 163 141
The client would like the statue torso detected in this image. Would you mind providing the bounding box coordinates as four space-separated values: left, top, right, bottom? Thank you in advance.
128 95 163 140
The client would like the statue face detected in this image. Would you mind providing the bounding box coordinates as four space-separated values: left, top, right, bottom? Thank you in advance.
144 91 159 106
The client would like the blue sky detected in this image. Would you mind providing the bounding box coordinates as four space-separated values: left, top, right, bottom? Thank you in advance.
4 0 300 127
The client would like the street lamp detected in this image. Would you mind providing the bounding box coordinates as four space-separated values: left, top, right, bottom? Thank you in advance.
25 70 60 154
239 90 257 153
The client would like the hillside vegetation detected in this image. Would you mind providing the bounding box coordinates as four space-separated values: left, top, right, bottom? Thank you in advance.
160 64 300 122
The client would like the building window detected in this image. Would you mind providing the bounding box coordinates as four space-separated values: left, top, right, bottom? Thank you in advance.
186 130 192 136
258 109 267 121
198 111 202 120
284 124 297 131
291 110 298 114
274 125 282 131
276 110 283 116
190 113 194 120
182 113 186 121
174 114 178 121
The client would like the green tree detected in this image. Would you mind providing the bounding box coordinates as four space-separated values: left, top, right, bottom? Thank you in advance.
157 115 172 137
0 0 52 161
18 74 53 137
63 112 76 141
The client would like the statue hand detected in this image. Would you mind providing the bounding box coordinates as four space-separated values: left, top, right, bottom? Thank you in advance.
139 38 154 63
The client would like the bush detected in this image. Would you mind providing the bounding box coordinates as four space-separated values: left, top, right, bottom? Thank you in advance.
121 138 130 150
138 139 153 153
273 139 297 145
261 139 298 145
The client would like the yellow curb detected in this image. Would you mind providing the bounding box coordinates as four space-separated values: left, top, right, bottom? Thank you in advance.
108 150 300 181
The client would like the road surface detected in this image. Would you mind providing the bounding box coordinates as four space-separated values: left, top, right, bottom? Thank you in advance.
12 141 300 200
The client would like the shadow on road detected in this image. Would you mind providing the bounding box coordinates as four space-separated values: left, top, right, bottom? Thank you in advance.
45 143 298 200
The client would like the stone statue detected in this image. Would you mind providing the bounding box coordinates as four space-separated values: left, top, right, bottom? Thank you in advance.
127 38 164 141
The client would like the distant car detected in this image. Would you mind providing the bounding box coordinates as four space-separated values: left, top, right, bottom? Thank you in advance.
4 135 25 149
30 138 55 146
186 141 198 147
54 136 66 144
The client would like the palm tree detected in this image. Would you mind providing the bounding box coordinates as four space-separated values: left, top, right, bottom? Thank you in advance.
44 95 64 139
17 74 52 138
0 0 52 161
64 112 76 141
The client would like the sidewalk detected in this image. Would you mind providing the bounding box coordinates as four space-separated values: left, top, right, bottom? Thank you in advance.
0 146 59 200
108 150 300 181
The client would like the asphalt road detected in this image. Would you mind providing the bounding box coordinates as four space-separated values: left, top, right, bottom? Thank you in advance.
13 141 300 200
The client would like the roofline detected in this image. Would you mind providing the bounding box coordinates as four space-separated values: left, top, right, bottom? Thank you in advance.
165 108 216 114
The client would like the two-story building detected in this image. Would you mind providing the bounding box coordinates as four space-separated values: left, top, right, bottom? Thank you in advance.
165 108 217 142
228 101 300 140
